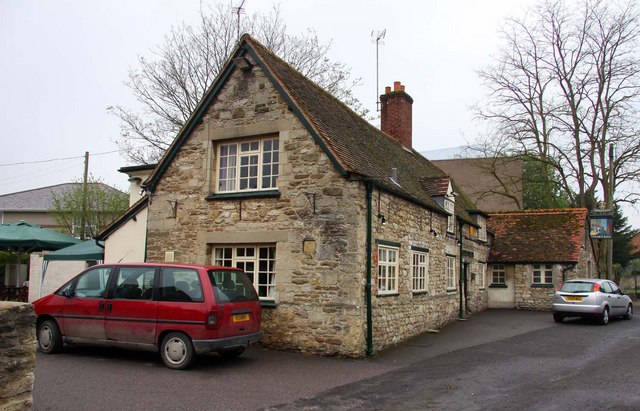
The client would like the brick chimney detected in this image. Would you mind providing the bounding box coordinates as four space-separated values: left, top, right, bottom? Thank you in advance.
380 81 413 149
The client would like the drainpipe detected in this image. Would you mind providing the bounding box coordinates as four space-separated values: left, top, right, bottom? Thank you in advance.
458 220 465 319
561 263 576 283
365 181 374 356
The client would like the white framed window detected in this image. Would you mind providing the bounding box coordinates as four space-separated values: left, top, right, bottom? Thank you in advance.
213 245 276 299
216 137 279 193
533 264 553 285
411 249 429 293
444 199 455 233
478 262 486 289
492 264 506 284
446 255 456 290
378 245 399 295
477 216 487 242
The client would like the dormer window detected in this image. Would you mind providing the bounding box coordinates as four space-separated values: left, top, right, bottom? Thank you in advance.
444 198 455 233
216 136 279 193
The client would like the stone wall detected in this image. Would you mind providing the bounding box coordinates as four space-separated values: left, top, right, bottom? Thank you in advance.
369 190 489 351
144 57 489 357
0 302 36 411
513 264 555 310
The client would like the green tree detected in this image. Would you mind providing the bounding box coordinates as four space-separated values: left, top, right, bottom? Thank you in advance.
50 176 129 240
522 156 573 209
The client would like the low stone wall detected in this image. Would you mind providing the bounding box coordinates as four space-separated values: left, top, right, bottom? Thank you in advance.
0 302 36 411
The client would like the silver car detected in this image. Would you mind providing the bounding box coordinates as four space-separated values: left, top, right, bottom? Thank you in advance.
552 279 633 325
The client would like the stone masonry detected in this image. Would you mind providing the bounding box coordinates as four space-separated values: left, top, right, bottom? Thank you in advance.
0 302 36 411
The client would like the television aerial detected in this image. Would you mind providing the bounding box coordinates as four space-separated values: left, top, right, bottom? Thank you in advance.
371 29 386 112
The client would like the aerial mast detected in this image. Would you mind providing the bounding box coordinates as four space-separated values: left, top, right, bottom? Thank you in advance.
233 0 247 41
371 29 386 113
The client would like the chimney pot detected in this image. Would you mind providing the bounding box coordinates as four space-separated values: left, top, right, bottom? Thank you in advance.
385 86 391 94
394 81 401 91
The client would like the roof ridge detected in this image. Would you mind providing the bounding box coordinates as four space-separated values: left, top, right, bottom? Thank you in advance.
489 208 587 216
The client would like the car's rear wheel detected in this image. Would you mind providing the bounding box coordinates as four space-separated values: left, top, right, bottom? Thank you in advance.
623 304 633 320
219 347 245 358
599 307 609 325
37 319 63 354
553 312 564 323
160 332 195 370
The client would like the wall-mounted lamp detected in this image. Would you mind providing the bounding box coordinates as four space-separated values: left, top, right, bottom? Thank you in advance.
378 213 387 225
430 228 439 238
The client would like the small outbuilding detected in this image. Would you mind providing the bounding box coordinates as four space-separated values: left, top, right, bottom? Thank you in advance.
487 208 598 310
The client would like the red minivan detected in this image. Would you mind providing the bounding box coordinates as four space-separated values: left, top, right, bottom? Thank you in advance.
33 263 261 369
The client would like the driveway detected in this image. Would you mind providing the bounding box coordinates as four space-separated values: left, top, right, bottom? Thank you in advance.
32 310 578 410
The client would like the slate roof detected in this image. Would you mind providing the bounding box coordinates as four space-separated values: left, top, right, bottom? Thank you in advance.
145 34 478 225
0 183 122 212
487 208 588 264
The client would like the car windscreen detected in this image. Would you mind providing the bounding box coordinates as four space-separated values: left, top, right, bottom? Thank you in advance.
560 282 595 293
208 269 259 303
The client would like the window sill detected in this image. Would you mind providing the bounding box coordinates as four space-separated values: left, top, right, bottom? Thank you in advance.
206 190 281 201
412 290 429 296
489 284 508 288
376 292 399 298
531 283 554 289
260 300 277 308
446 288 457 294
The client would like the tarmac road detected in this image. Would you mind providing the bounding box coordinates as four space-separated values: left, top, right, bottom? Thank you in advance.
32 309 640 410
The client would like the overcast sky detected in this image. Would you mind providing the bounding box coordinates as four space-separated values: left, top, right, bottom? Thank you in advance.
2 0 638 227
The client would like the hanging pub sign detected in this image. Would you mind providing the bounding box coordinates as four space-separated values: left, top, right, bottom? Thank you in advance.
589 214 613 239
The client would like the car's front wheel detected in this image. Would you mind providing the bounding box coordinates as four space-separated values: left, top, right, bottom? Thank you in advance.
553 312 564 323
160 332 195 370
599 307 609 325
623 304 633 320
37 319 63 354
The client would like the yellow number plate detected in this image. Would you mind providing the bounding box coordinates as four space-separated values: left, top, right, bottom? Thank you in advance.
565 296 583 302
232 313 250 322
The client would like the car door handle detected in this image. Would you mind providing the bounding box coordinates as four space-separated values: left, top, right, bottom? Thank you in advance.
107 302 112 313
99 301 105 312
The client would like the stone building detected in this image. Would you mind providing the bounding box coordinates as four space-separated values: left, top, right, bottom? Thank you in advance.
486 208 597 310
131 34 491 357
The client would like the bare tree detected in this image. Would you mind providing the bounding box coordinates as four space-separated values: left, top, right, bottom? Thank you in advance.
474 0 640 211
109 3 366 164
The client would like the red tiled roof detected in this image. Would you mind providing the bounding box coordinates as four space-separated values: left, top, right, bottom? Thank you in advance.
487 208 588 263
419 176 450 197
